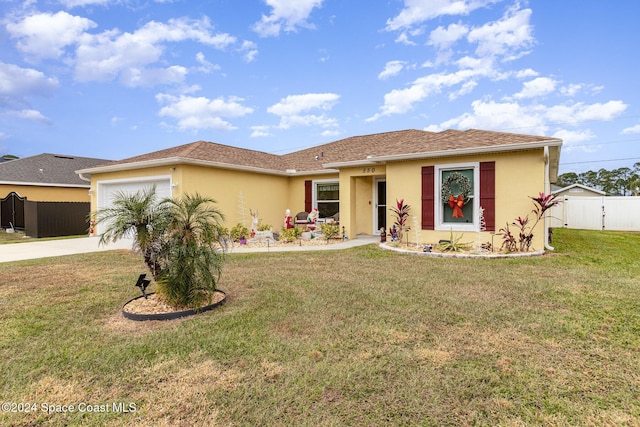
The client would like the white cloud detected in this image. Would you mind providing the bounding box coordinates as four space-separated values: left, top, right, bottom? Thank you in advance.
7 12 239 87
467 5 534 60
194 52 221 74
560 83 583 97
156 93 254 131
386 0 501 31
425 99 548 133
268 93 339 116
545 100 627 124
0 62 57 123
367 67 488 121
250 125 272 137
6 11 97 60
59 0 111 6
515 68 538 78
378 61 406 80
428 22 469 50
622 124 640 134
0 62 59 100
73 17 236 86
239 41 259 63
514 77 557 99
6 109 51 124
252 0 323 37
552 129 597 152
267 93 340 130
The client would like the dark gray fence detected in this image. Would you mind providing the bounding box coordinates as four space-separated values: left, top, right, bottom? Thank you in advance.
24 201 90 238
1 192 25 229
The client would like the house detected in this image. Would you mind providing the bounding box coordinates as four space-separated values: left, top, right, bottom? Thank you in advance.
551 183 606 198
0 153 111 230
77 129 562 251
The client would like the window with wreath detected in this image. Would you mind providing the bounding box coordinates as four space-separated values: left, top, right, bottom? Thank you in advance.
436 164 479 230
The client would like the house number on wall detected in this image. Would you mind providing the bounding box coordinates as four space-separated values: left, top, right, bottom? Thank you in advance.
362 167 376 174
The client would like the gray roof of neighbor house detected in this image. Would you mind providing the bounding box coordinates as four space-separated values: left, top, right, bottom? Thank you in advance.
78 128 562 176
0 153 111 187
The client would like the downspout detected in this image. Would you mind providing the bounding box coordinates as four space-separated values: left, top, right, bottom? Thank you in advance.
78 173 91 182
544 146 554 251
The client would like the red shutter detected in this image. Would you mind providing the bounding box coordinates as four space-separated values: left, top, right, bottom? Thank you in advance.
479 162 495 232
421 166 435 230
304 180 312 212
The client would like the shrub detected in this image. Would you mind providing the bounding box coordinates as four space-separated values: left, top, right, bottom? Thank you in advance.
279 227 302 242
390 199 411 243
320 223 340 241
230 223 249 242
257 223 272 231
500 192 560 252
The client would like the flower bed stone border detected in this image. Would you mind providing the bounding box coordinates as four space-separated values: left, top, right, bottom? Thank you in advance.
379 242 545 258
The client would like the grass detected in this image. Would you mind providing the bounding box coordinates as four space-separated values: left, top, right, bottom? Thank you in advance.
0 231 86 244
0 228 639 426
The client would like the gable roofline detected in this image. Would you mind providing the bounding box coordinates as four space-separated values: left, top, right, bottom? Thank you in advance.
322 139 563 168
552 183 606 195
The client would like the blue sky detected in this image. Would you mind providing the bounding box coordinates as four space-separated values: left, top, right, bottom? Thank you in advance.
1 0 638 174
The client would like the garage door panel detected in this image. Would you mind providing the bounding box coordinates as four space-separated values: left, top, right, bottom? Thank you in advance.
96 177 171 235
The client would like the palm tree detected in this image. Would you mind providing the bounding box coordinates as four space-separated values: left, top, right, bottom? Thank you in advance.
93 186 170 280
156 193 226 309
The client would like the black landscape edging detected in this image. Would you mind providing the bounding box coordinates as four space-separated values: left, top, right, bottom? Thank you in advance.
121 291 226 321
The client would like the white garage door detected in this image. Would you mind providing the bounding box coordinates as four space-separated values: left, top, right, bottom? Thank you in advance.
96 176 172 234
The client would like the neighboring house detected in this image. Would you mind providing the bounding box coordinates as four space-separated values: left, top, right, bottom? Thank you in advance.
0 153 111 230
78 129 562 251
551 183 606 198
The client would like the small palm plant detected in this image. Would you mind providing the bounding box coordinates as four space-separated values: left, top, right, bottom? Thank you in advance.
157 193 226 309
94 186 170 280
93 188 227 310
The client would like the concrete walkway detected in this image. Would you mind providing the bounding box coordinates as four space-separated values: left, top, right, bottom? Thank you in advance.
0 235 380 263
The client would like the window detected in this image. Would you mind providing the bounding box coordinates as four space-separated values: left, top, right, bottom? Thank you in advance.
421 162 495 232
314 181 339 218
435 163 479 231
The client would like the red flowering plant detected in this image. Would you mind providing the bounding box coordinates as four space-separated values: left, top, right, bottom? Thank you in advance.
390 199 411 244
500 192 560 252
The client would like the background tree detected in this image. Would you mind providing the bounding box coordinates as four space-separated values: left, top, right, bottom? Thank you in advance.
557 163 640 196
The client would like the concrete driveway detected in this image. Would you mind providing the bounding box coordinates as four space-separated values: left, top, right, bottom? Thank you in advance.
0 237 135 263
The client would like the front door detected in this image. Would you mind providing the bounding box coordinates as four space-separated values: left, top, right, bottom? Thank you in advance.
374 179 386 234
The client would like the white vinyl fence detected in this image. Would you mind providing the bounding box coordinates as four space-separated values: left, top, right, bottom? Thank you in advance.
549 196 640 231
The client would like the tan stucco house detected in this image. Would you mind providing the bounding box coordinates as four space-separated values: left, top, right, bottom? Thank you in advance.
0 153 110 229
78 129 562 251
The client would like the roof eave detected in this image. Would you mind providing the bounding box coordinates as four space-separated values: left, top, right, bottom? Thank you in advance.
0 180 90 188
78 156 342 177
77 157 291 177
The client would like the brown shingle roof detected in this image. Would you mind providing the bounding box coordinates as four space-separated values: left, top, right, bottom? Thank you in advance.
81 129 561 175
100 141 288 171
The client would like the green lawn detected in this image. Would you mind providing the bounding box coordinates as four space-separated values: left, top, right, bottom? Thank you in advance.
0 231 85 244
0 229 638 426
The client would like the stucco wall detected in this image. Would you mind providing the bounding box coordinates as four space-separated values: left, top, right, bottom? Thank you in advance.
384 149 547 250
91 165 293 232
179 165 290 231
0 184 90 202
